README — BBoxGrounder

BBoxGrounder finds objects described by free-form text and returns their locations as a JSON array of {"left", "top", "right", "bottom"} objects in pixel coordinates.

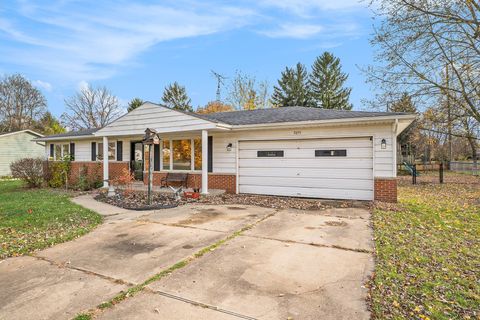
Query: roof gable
[
  {"left": 95, "top": 102, "right": 217, "bottom": 136},
  {"left": 0, "top": 129, "right": 44, "bottom": 139}
]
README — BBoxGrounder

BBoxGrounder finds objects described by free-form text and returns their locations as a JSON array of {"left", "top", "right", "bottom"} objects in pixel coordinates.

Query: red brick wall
[
  {"left": 374, "top": 178, "right": 397, "bottom": 203},
  {"left": 146, "top": 172, "right": 236, "bottom": 194},
  {"left": 66, "top": 161, "right": 129, "bottom": 184}
]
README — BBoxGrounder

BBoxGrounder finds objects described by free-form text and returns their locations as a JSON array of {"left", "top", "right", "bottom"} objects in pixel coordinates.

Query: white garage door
[{"left": 238, "top": 137, "right": 374, "bottom": 200}]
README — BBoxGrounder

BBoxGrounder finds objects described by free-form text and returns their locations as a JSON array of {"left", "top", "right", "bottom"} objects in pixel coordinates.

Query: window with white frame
[
  {"left": 97, "top": 142, "right": 116, "bottom": 160},
  {"left": 51, "top": 143, "right": 70, "bottom": 161},
  {"left": 158, "top": 138, "right": 202, "bottom": 171}
]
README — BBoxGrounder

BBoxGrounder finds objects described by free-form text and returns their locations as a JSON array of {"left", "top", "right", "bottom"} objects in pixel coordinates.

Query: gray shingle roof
[
  {"left": 39, "top": 128, "right": 99, "bottom": 139},
  {"left": 197, "top": 106, "right": 410, "bottom": 125}
]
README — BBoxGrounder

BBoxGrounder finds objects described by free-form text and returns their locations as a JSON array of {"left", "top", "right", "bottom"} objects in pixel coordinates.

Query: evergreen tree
[
  {"left": 309, "top": 52, "right": 352, "bottom": 110},
  {"left": 33, "top": 112, "right": 66, "bottom": 135},
  {"left": 271, "top": 63, "right": 313, "bottom": 107},
  {"left": 161, "top": 82, "right": 192, "bottom": 112},
  {"left": 127, "top": 98, "right": 144, "bottom": 112}
]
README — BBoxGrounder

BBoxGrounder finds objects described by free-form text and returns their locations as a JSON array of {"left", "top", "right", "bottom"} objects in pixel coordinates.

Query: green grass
[
  {"left": 370, "top": 174, "right": 480, "bottom": 319},
  {"left": 0, "top": 180, "right": 102, "bottom": 259}
]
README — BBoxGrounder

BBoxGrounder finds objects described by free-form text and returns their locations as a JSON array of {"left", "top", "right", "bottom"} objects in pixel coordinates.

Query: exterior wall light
[
  {"left": 226, "top": 143, "right": 233, "bottom": 151},
  {"left": 381, "top": 138, "right": 387, "bottom": 149}
]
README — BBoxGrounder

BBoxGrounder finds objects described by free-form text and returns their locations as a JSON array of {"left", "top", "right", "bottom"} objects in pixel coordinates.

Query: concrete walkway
[{"left": 0, "top": 195, "right": 373, "bottom": 320}]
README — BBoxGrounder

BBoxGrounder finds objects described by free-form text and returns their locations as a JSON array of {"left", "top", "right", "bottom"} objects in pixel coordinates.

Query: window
[
  {"left": 162, "top": 140, "right": 170, "bottom": 170},
  {"left": 257, "top": 150, "right": 284, "bottom": 157},
  {"left": 315, "top": 149, "right": 347, "bottom": 157},
  {"left": 52, "top": 144, "right": 70, "bottom": 160},
  {"left": 97, "top": 142, "right": 116, "bottom": 160},
  {"left": 194, "top": 138, "right": 202, "bottom": 170},
  {"left": 172, "top": 139, "right": 191, "bottom": 170}
]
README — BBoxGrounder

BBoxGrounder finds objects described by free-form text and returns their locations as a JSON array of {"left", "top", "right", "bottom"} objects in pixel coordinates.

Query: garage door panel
[
  {"left": 239, "top": 185, "right": 373, "bottom": 201},
  {"left": 238, "top": 138, "right": 374, "bottom": 201},
  {"left": 239, "top": 148, "right": 372, "bottom": 159},
  {"left": 239, "top": 167, "right": 373, "bottom": 179},
  {"left": 240, "top": 176, "right": 373, "bottom": 190},
  {"left": 239, "top": 138, "right": 372, "bottom": 149},
  {"left": 239, "top": 158, "right": 373, "bottom": 169}
]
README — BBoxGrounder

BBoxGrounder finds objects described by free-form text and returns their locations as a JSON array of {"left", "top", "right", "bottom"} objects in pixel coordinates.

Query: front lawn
[
  {"left": 0, "top": 180, "right": 102, "bottom": 259},
  {"left": 370, "top": 173, "right": 480, "bottom": 319}
]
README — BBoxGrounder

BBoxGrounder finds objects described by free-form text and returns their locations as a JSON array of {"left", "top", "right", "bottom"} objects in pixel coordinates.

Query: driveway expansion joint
[
  {"left": 239, "top": 233, "right": 373, "bottom": 254},
  {"left": 144, "top": 287, "right": 258, "bottom": 320},
  {"left": 31, "top": 255, "right": 135, "bottom": 287}
]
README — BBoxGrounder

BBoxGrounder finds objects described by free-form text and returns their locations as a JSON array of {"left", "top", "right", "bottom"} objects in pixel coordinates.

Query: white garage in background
[{"left": 239, "top": 137, "right": 374, "bottom": 200}]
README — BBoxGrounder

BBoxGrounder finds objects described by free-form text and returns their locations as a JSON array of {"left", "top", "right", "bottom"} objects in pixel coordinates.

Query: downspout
[{"left": 393, "top": 119, "right": 399, "bottom": 176}]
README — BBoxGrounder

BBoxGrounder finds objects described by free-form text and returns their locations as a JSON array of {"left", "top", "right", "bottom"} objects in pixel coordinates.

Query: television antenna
[{"left": 211, "top": 70, "right": 228, "bottom": 102}]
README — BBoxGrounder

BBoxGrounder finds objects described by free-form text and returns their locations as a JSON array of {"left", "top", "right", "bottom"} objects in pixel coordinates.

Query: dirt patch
[
  {"left": 226, "top": 206, "right": 246, "bottom": 210},
  {"left": 116, "top": 233, "right": 129, "bottom": 238},
  {"left": 182, "top": 244, "right": 194, "bottom": 249},
  {"left": 325, "top": 221, "right": 348, "bottom": 227},
  {"left": 105, "top": 240, "right": 161, "bottom": 254},
  {"left": 304, "top": 226, "right": 316, "bottom": 230},
  {"left": 200, "top": 194, "right": 370, "bottom": 211},
  {"left": 177, "top": 209, "right": 225, "bottom": 225}
]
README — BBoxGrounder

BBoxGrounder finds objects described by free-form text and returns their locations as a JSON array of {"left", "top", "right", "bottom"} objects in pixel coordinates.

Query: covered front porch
[{"left": 98, "top": 129, "right": 231, "bottom": 194}]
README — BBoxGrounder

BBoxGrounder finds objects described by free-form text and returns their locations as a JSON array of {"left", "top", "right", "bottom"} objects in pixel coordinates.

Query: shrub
[
  {"left": 45, "top": 156, "right": 71, "bottom": 188},
  {"left": 10, "top": 157, "right": 44, "bottom": 187},
  {"left": 112, "top": 168, "right": 135, "bottom": 194},
  {"left": 74, "top": 163, "right": 103, "bottom": 191}
]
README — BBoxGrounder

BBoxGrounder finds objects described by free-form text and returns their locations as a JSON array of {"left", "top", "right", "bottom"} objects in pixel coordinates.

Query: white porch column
[
  {"left": 201, "top": 129, "right": 208, "bottom": 194},
  {"left": 103, "top": 136, "right": 109, "bottom": 188}
]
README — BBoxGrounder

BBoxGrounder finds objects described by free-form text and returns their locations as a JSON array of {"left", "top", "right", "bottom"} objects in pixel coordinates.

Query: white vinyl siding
[
  {"left": 0, "top": 131, "right": 44, "bottom": 176},
  {"left": 44, "top": 139, "right": 131, "bottom": 162},
  {"left": 95, "top": 103, "right": 216, "bottom": 136},
  {"left": 210, "top": 122, "right": 395, "bottom": 178},
  {"left": 238, "top": 137, "right": 374, "bottom": 200}
]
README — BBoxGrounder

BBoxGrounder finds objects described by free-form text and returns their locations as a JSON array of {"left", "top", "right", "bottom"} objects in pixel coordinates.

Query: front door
[{"left": 130, "top": 141, "right": 144, "bottom": 180}]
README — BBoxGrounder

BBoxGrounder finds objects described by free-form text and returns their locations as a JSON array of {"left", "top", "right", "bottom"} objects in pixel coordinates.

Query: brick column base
[
  {"left": 374, "top": 178, "right": 397, "bottom": 203},
  {"left": 149, "top": 172, "right": 236, "bottom": 194}
]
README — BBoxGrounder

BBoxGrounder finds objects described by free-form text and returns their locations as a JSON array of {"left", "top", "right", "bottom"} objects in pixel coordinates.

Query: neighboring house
[
  {"left": 0, "top": 130, "right": 45, "bottom": 176},
  {"left": 35, "top": 103, "right": 415, "bottom": 202}
]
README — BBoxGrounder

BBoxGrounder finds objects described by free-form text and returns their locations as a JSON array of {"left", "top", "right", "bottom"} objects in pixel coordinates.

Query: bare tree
[
  {"left": 227, "top": 71, "right": 270, "bottom": 110},
  {"left": 365, "top": 0, "right": 480, "bottom": 123},
  {"left": 0, "top": 74, "right": 47, "bottom": 133},
  {"left": 62, "top": 84, "right": 124, "bottom": 130}
]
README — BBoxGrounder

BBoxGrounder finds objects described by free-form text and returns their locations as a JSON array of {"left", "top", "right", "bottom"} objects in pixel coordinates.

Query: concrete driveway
[{"left": 0, "top": 195, "right": 373, "bottom": 320}]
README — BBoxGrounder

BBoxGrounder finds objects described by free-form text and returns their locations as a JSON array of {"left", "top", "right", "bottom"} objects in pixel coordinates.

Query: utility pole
[{"left": 211, "top": 70, "right": 228, "bottom": 102}]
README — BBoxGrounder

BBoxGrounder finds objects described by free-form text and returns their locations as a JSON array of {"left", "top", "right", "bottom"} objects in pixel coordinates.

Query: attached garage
[{"left": 238, "top": 137, "right": 374, "bottom": 200}]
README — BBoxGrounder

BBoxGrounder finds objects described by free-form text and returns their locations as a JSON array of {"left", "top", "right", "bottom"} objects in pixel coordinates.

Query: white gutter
[
  {"left": 34, "top": 135, "right": 96, "bottom": 142},
  {"left": 228, "top": 114, "right": 416, "bottom": 131}
]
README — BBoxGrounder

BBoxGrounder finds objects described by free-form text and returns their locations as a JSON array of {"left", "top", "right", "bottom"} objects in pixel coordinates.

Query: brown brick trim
[
  {"left": 147, "top": 172, "right": 236, "bottom": 194},
  {"left": 374, "top": 178, "right": 397, "bottom": 203},
  {"left": 49, "top": 161, "right": 130, "bottom": 185}
]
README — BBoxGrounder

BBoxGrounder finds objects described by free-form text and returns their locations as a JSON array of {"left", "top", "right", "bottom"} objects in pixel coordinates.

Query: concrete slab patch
[
  {"left": 148, "top": 236, "right": 374, "bottom": 320},
  {"left": 96, "top": 291, "right": 239, "bottom": 320},
  {"left": 0, "top": 256, "right": 126, "bottom": 320},
  {"left": 36, "top": 221, "right": 226, "bottom": 284},
  {"left": 244, "top": 210, "right": 373, "bottom": 251},
  {"left": 143, "top": 204, "right": 276, "bottom": 233}
]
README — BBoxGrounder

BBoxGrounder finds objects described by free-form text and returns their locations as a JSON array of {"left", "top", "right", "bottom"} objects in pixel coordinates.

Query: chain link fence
[{"left": 450, "top": 161, "right": 479, "bottom": 176}]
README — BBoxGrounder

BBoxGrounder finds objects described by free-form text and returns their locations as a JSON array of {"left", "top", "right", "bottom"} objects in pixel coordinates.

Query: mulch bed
[
  {"left": 94, "top": 191, "right": 193, "bottom": 210},
  {"left": 198, "top": 193, "right": 369, "bottom": 210}
]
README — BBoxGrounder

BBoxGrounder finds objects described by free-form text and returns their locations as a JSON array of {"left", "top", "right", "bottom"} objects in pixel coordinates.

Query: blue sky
[{"left": 0, "top": 0, "right": 377, "bottom": 116}]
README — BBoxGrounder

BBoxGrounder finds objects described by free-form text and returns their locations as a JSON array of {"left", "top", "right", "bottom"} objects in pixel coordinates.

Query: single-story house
[
  {"left": 0, "top": 129, "right": 45, "bottom": 176},
  {"left": 35, "top": 103, "right": 415, "bottom": 202}
]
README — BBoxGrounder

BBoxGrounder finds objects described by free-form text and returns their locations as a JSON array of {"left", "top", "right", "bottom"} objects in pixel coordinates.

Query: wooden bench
[{"left": 161, "top": 172, "right": 189, "bottom": 188}]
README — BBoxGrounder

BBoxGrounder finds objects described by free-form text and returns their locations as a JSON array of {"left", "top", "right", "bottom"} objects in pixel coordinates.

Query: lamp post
[{"left": 143, "top": 128, "right": 159, "bottom": 205}]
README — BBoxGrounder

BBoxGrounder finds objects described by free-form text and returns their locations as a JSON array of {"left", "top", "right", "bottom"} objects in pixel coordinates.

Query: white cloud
[
  {"left": 0, "top": 1, "right": 256, "bottom": 82},
  {"left": 77, "top": 80, "right": 89, "bottom": 91},
  {"left": 33, "top": 80, "right": 52, "bottom": 91},
  {"left": 260, "top": 23, "right": 324, "bottom": 39},
  {"left": 260, "top": 0, "right": 366, "bottom": 17}
]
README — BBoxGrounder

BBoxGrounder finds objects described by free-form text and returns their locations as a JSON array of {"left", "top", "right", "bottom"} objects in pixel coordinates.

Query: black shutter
[
  {"left": 116, "top": 141, "right": 123, "bottom": 161},
  {"left": 91, "top": 142, "right": 96, "bottom": 161},
  {"left": 70, "top": 143, "right": 75, "bottom": 161},
  {"left": 208, "top": 136, "right": 213, "bottom": 172},
  {"left": 49, "top": 144, "right": 54, "bottom": 158},
  {"left": 154, "top": 144, "right": 160, "bottom": 171}
]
